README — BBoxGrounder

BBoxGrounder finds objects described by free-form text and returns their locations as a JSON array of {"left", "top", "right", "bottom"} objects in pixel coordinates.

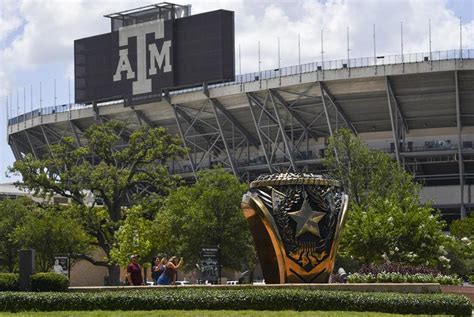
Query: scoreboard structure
[{"left": 74, "top": 3, "right": 234, "bottom": 105}]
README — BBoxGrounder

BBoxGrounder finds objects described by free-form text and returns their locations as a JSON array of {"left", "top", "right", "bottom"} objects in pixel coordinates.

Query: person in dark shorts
[
  {"left": 157, "top": 256, "right": 183, "bottom": 285},
  {"left": 126, "top": 254, "right": 143, "bottom": 286}
]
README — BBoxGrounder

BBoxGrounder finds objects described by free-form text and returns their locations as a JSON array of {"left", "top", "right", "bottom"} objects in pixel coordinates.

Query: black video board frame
[{"left": 74, "top": 10, "right": 234, "bottom": 105}]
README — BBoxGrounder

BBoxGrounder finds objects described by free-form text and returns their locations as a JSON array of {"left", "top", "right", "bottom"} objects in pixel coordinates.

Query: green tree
[
  {"left": 11, "top": 205, "right": 94, "bottom": 272},
  {"left": 155, "top": 168, "right": 256, "bottom": 274},
  {"left": 324, "top": 129, "right": 418, "bottom": 206},
  {"left": 324, "top": 129, "right": 448, "bottom": 267},
  {"left": 9, "top": 120, "right": 185, "bottom": 284},
  {"left": 0, "top": 197, "right": 35, "bottom": 272},
  {"left": 342, "top": 196, "right": 447, "bottom": 266},
  {"left": 109, "top": 205, "right": 155, "bottom": 267},
  {"left": 450, "top": 213, "right": 474, "bottom": 239},
  {"left": 446, "top": 214, "right": 474, "bottom": 277}
]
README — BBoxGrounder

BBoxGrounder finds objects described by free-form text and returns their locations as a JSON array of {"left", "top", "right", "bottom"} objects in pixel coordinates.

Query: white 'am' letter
[
  {"left": 113, "top": 49, "right": 135, "bottom": 81},
  {"left": 148, "top": 40, "right": 172, "bottom": 75}
]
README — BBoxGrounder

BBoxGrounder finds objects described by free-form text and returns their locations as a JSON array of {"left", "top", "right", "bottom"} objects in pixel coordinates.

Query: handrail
[{"left": 7, "top": 48, "right": 473, "bottom": 127}]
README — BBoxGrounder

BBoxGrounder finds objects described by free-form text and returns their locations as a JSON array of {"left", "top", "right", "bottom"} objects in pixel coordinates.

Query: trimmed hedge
[
  {"left": 31, "top": 273, "right": 69, "bottom": 292},
  {"left": 0, "top": 273, "right": 19, "bottom": 291},
  {"left": 348, "top": 272, "right": 462, "bottom": 285},
  {"left": 0, "top": 289, "right": 471, "bottom": 315}
]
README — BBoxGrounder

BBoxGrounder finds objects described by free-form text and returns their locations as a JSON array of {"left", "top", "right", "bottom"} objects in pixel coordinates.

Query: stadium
[{"left": 6, "top": 2, "right": 474, "bottom": 224}]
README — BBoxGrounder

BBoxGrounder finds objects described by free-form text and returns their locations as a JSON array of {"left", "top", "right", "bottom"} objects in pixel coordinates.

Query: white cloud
[{"left": 0, "top": 0, "right": 22, "bottom": 43}]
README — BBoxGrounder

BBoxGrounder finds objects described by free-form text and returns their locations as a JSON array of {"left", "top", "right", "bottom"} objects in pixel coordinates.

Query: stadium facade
[{"left": 6, "top": 3, "right": 474, "bottom": 223}]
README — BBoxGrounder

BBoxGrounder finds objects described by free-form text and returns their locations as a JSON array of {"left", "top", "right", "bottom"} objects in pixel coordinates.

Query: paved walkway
[{"left": 70, "top": 283, "right": 441, "bottom": 294}]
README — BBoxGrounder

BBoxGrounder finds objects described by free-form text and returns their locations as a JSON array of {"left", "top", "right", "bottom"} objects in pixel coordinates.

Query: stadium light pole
[
  {"left": 9, "top": 92, "right": 12, "bottom": 121},
  {"left": 23, "top": 87, "right": 26, "bottom": 127},
  {"left": 39, "top": 81, "right": 42, "bottom": 123},
  {"left": 346, "top": 27, "right": 350, "bottom": 70},
  {"left": 373, "top": 24, "right": 376, "bottom": 65},
  {"left": 298, "top": 33, "right": 301, "bottom": 72},
  {"left": 6, "top": 96, "right": 9, "bottom": 123},
  {"left": 68, "top": 76, "right": 72, "bottom": 119},
  {"left": 400, "top": 22, "right": 404, "bottom": 61},
  {"left": 54, "top": 78, "right": 57, "bottom": 107},
  {"left": 277, "top": 36, "right": 280, "bottom": 70},
  {"left": 428, "top": 19, "right": 432, "bottom": 61},
  {"left": 320, "top": 29, "right": 324, "bottom": 72},
  {"left": 238, "top": 44, "right": 242, "bottom": 81},
  {"left": 68, "top": 76, "right": 71, "bottom": 105},
  {"left": 6, "top": 96, "right": 8, "bottom": 132},
  {"left": 30, "top": 84, "right": 33, "bottom": 124},
  {"left": 258, "top": 40, "right": 261, "bottom": 81},
  {"left": 459, "top": 16, "right": 462, "bottom": 59},
  {"left": 16, "top": 89, "right": 19, "bottom": 118}
]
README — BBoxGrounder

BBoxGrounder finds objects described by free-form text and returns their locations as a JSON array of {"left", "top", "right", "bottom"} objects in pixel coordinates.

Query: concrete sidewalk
[{"left": 69, "top": 283, "right": 441, "bottom": 294}]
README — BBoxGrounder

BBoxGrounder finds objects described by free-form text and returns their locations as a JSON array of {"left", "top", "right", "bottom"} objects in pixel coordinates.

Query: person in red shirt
[{"left": 126, "top": 254, "right": 143, "bottom": 286}]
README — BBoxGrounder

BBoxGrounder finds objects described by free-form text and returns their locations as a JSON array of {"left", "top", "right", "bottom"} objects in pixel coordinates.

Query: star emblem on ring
[{"left": 288, "top": 196, "right": 325, "bottom": 238}]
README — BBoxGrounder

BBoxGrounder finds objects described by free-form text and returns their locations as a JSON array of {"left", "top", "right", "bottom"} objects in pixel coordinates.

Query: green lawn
[{"left": 0, "top": 311, "right": 453, "bottom": 317}]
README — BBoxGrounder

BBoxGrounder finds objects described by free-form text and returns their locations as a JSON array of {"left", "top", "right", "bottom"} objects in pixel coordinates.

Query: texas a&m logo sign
[
  {"left": 113, "top": 19, "right": 173, "bottom": 96},
  {"left": 74, "top": 10, "right": 235, "bottom": 105}
]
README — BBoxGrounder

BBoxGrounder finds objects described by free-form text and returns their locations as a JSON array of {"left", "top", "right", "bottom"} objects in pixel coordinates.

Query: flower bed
[{"left": 347, "top": 272, "right": 462, "bottom": 285}]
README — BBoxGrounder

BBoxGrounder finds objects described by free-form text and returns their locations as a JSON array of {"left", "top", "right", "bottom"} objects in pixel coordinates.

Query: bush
[
  {"left": 0, "top": 273, "right": 19, "bottom": 291},
  {"left": 30, "top": 273, "right": 69, "bottom": 292},
  {"left": 0, "top": 289, "right": 470, "bottom": 315},
  {"left": 469, "top": 275, "right": 474, "bottom": 284},
  {"left": 348, "top": 272, "right": 462, "bottom": 285}
]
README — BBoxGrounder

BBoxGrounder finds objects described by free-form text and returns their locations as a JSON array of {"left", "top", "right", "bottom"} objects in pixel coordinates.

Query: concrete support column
[{"left": 455, "top": 70, "right": 466, "bottom": 219}]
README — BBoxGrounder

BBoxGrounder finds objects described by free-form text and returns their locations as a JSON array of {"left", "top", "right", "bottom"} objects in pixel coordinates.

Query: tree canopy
[
  {"left": 11, "top": 204, "right": 94, "bottom": 272},
  {"left": 9, "top": 120, "right": 185, "bottom": 284},
  {"left": 154, "top": 168, "right": 256, "bottom": 272},
  {"left": 324, "top": 129, "right": 419, "bottom": 207},
  {"left": 109, "top": 205, "right": 155, "bottom": 267},
  {"left": 0, "top": 197, "right": 35, "bottom": 272},
  {"left": 324, "top": 129, "right": 449, "bottom": 268}
]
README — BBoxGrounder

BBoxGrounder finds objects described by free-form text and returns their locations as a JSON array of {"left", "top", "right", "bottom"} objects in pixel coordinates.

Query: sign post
[
  {"left": 200, "top": 245, "right": 220, "bottom": 284},
  {"left": 19, "top": 249, "right": 35, "bottom": 291},
  {"left": 53, "top": 255, "right": 69, "bottom": 278}
]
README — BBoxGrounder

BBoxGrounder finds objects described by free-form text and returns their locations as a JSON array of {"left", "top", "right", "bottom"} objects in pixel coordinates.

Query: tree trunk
[
  {"left": 8, "top": 247, "right": 15, "bottom": 273},
  {"left": 107, "top": 264, "right": 121, "bottom": 286}
]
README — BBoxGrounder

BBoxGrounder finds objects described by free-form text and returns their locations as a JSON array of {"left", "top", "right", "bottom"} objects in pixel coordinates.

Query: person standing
[
  {"left": 151, "top": 256, "right": 158, "bottom": 284},
  {"left": 153, "top": 257, "right": 168, "bottom": 284},
  {"left": 126, "top": 254, "right": 143, "bottom": 286},
  {"left": 157, "top": 256, "right": 183, "bottom": 285}
]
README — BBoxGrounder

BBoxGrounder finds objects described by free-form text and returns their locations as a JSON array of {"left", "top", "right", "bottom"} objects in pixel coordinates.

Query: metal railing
[{"left": 7, "top": 48, "right": 473, "bottom": 128}]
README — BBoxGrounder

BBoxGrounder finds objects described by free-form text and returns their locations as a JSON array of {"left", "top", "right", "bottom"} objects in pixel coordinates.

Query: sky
[{"left": 0, "top": 0, "right": 473, "bottom": 183}]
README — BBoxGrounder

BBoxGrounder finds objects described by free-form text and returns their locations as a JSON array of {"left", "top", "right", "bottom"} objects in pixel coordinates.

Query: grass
[{"left": 0, "top": 311, "right": 454, "bottom": 317}]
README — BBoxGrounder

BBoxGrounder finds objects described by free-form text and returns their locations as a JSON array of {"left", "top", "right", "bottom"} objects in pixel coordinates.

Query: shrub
[
  {"left": 0, "top": 289, "right": 470, "bottom": 315},
  {"left": 348, "top": 272, "right": 462, "bottom": 285},
  {"left": 30, "top": 273, "right": 69, "bottom": 292},
  {"left": 0, "top": 273, "right": 19, "bottom": 291}
]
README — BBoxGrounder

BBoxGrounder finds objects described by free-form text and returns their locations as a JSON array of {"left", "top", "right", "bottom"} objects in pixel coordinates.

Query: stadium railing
[{"left": 7, "top": 48, "right": 473, "bottom": 127}]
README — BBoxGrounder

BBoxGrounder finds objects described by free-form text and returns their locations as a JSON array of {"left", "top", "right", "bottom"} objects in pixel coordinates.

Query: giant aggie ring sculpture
[{"left": 242, "top": 173, "right": 348, "bottom": 283}]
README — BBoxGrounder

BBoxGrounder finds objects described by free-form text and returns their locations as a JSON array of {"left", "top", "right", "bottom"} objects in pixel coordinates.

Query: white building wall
[{"left": 419, "top": 185, "right": 471, "bottom": 205}]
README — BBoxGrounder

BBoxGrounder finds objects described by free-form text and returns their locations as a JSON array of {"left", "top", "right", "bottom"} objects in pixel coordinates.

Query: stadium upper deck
[{"left": 6, "top": 49, "right": 474, "bottom": 220}]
